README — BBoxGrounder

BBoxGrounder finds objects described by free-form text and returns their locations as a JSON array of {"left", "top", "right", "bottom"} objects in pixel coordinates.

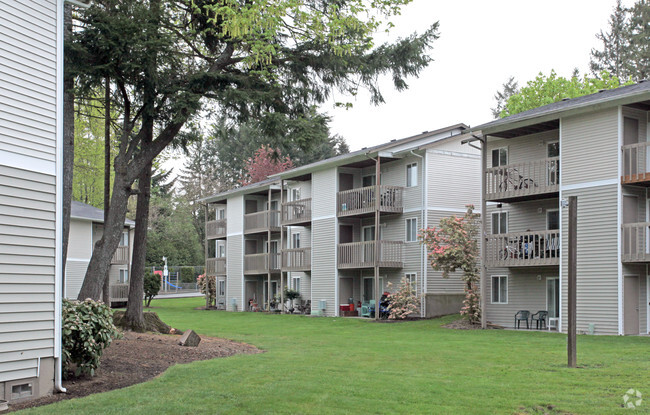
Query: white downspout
[{"left": 410, "top": 150, "right": 425, "bottom": 317}]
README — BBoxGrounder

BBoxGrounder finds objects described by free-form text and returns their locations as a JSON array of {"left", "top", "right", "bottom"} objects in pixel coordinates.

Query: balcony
[
  {"left": 622, "top": 222, "right": 650, "bottom": 262},
  {"left": 337, "top": 185, "right": 403, "bottom": 217},
  {"left": 206, "top": 219, "right": 227, "bottom": 239},
  {"left": 485, "top": 230, "right": 560, "bottom": 267},
  {"left": 244, "top": 253, "right": 281, "bottom": 274},
  {"left": 244, "top": 210, "right": 281, "bottom": 234},
  {"left": 282, "top": 198, "right": 312, "bottom": 226},
  {"left": 109, "top": 283, "right": 129, "bottom": 303},
  {"left": 206, "top": 257, "right": 227, "bottom": 276},
  {"left": 111, "top": 246, "right": 129, "bottom": 265},
  {"left": 337, "top": 241, "right": 403, "bottom": 269},
  {"left": 282, "top": 247, "right": 311, "bottom": 272},
  {"left": 622, "top": 142, "right": 650, "bottom": 186},
  {"left": 485, "top": 158, "right": 559, "bottom": 202}
]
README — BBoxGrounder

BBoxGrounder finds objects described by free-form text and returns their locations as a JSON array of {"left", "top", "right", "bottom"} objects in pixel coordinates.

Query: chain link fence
[{"left": 152, "top": 265, "right": 204, "bottom": 295}]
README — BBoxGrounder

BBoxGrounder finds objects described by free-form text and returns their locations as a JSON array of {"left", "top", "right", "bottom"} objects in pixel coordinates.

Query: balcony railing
[
  {"left": 485, "top": 157, "right": 559, "bottom": 201},
  {"left": 206, "top": 219, "right": 227, "bottom": 239},
  {"left": 206, "top": 257, "right": 227, "bottom": 276},
  {"left": 485, "top": 230, "right": 560, "bottom": 267},
  {"left": 622, "top": 222, "right": 650, "bottom": 262},
  {"left": 109, "top": 283, "right": 129, "bottom": 302},
  {"left": 244, "top": 253, "right": 281, "bottom": 274},
  {"left": 111, "top": 246, "right": 129, "bottom": 265},
  {"left": 282, "top": 198, "right": 312, "bottom": 226},
  {"left": 337, "top": 241, "right": 403, "bottom": 269},
  {"left": 337, "top": 185, "right": 403, "bottom": 217},
  {"left": 622, "top": 142, "right": 650, "bottom": 185},
  {"left": 282, "top": 247, "right": 311, "bottom": 271},
  {"left": 244, "top": 210, "right": 281, "bottom": 234}
]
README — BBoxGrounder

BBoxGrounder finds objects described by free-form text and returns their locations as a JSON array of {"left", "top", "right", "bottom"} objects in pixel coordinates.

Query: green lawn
[{"left": 23, "top": 297, "right": 649, "bottom": 414}]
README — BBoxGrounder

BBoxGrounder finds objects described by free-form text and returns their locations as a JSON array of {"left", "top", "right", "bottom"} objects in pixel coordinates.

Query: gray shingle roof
[{"left": 71, "top": 201, "right": 135, "bottom": 227}]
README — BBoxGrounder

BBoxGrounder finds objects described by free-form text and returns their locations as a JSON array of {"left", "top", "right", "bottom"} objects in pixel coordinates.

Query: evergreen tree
[
  {"left": 490, "top": 77, "right": 519, "bottom": 119},
  {"left": 627, "top": 0, "right": 650, "bottom": 81},
  {"left": 590, "top": 0, "right": 631, "bottom": 80}
]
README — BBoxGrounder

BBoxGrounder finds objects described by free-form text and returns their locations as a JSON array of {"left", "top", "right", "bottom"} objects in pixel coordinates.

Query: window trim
[
  {"left": 546, "top": 208, "right": 559, "bottom": 230},
  {"left": 406, "top": 162, "right": 418, "bottom": 187},
  {"left": 491, "top": 211, "right": 508, "bottom": 234},
  {"left": 404, "top": 272, "right": 417, "bottom": 293},
  {"left": 405, "top": 217, "right": 418, "bottom": 242},
  {"left": 291, "top": 188, "right": 301, "bottom": 201},
  {"left": 491, "top": 275, "right": 508, "bottom": 304},
  {"left": 119, "top": 269, "right": 129, "bottom": 284},
  {"left": 292, "top": 232, "right": 301, "bottom": 249},
  {"left": 218, "top": 279, "right": 226, "bottom": 296},
  {"left": 491, "top": 147, "right": 508, "bottom": 167},
  {"left": 362, "top": 174, "right": 376, "bottom": 187}
]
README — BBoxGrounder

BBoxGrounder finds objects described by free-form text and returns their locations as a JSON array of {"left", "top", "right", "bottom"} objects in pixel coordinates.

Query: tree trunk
[
  {"left": 123, "top": 161, "right": 152, "bottom": 331},
  {"left": 102, "top": 77, "right": 111, "bottom": 305},
  {"left": 61, "top": 3, "right": 74, "bottom": 295}
]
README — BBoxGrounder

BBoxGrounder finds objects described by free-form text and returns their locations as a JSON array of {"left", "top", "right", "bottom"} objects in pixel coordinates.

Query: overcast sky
[{"left": 323, "top": 0, "right": 632, "bottom": 151}]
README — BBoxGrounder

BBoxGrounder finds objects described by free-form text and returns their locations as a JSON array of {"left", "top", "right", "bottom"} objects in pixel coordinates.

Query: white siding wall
[
  {"left": 226, "top": 196, "right": 244, "bottom": 310},
  {"left": 311, "top": 169, "right": 337, "bottom": 315},
  {"left": 486, "top": 130, "right": 559, "bottom": 169}
]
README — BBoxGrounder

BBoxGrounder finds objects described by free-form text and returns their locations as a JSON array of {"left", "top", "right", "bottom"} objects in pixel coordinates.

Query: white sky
[{"left": 323, "top": 0, "right": 632, "bottom": 151}]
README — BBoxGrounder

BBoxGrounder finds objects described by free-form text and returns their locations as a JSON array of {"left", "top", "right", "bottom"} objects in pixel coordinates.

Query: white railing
[
  {"left": 206, "top": 219, "right": 227, "bottom": 239},
  {"left": 622, "top": 222, "right": 650, "bottom": 262},
  {"left": 337, "top": 185, "right": 403, "bottom": 217},
  {"left": 337, "top": 241, "right": 403, "bottom": 268},
  {"left": 485, "top": 230, "right": 560, "bottom": 267},
  {"left": 485, "top": 157, "right": 559, "bottom": 201},
  {"left": 282, "top": 248, "right": 311, "bottom": 271},
  {"left": 622, "top": 142, "right": 650, "bottom": 184},
  {"left": 282, "top": 198, "right": 312, "bottom": 225},
  {"left": 244, "top": 210, "right": 281, "bottom": 233}
]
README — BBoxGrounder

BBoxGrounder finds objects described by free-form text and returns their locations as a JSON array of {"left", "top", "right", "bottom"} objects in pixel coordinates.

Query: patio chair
[
  {"left": 514, "top": 310, "right": 530, "bottom": 329},
  {"left": 531, "top": 310, "right": 548, "bottom": 330},
  {"left": 361, "top": 300, "right": 375, "bottom": 318}
]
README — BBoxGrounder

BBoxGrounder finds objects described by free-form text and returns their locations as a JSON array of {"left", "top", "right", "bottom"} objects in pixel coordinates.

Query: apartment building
[
  {"left": 202, "top": 124, "right": 481, "bottom": 317},
  {"left": 471, "top": 81, "right": 650, "bottom": 335}
]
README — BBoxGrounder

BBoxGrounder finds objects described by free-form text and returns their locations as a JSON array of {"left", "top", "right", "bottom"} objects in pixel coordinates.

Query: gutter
[{"left": 409, "top": 150, "right": 426, "bottom": 317}]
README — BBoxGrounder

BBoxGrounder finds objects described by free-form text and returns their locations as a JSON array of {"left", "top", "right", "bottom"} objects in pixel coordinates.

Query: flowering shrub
[
  {"left": 386, "top": 277, "right": 421, "bottom": 319},
  {"left": 197, "top": 274, "right": 216, "bottom": 307},
  {"left": 419, "top": 205, "right": 481, "bottom": 324},
  {"left": 62, "top": 298, "right": 121, "bottom": 378}
]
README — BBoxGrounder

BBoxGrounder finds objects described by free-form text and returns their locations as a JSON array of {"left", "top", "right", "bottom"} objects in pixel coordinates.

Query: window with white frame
[
  {"left": 292, "top": 276, "right": 301, "bottom": 293},
  {"left": 291, "top": 188, "right": 301, "bottom": 201},
  {"left": 362, "top": 174, "right": 376, "bottom": 187},
  {"left": 491, "top": 147, "right": 508, "bottom": 167},
  {"left": 292, "top": 233, "right": 301, "bottom": 249},
  {"left": 119, "top": 231, "right": 129, "bottom": 246},
  {"left": 491, "top": 276, "right": 507, "bottom": 304},
  {"left": 405, "top": 273, "right": 417, "bottom": 292},
  {"left": 217, "top": 207, "right": 226, "bottom": 220},
  {"left": 491, "top": 211, "right": 508, "bottom": 234},
  {"left": 218, "top": 280, "right": 226, "bottom": 296},
  {"left": 406, "top": 163, "right": 418, "bottom": 187},
  {"left": 119, "top": 269, "right": 129, "bottom": 284},
  {"left": 406, "top": 218, "right": 418, "bottom": 242}
]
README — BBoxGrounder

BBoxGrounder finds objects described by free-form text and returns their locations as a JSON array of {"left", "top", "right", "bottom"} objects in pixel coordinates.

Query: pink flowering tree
[
  {"left": 419, "top": 205, "right": 481, "bottom": 324},
  {"left": 240, "top": 145, "right": 294, "bottom": 186},
  {"left": 386, "top": 277, "right": 420, "bottom": 320}
]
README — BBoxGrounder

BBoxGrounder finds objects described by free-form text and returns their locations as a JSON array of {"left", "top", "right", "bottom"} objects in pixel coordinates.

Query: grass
[{"left": 22, "top": 297, "right": 649, "bottom": 414}]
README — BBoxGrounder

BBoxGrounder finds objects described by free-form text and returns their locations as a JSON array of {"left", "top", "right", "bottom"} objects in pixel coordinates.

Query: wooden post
[
  {"left": 480, "top": 136, "right": 487, "bottom": 329},
  {"left": 267, "top": 187, "right": 272, "bottom": 312},
  {"left": 280, "top": 180, "right": 285, "bottom": 313},
  {"left": 374, "top": 156, "right": 381, "bottom": 321},
  {"left": 204, "top": 203, "right": 210, "bottom": 309},
  {"left": 567, "top": 196, "right": 577, "bottom": 368}
]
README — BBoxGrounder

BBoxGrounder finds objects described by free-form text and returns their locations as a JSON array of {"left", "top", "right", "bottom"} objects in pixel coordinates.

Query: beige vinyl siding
[
  {"left": 484, "top": 268, "right": 554, "bottom": 328},
  {"left": 561, "top": 185, "right": 619, "bottom": 334},
  {"left": 312, "top": 169, "right": 337, "bottom": 218},
  {"left": 427, "top": 148, "right": 480, "bottom": 210},
  {"left": 227, "top": 234, "right": 243, "bottom": 311},
  {"left": 64, "top": 260, "right": 88, "bottom": 300},
  {"left": 561, "top": 108, "right": 618, "bottom": 186},
  {"left": 641, "top": 276, "right": 648, "bottom": 334},
  {"left": 374, "top": 155, "right": 422, "bottom": 211},
  {"left": 425, "top": 210, "right": 467, "bottom": 293},
  {"left": 67, "top": 219, "right": 92, "bottom": 259},
  {"left": 486, "top": 130, "right": 559, "bottom": 169},
  {"left": 227, "top": 196, "right": 243, "bottom": 234},
  {"left": 0, "top": 166, "right": 56, "bottom": 382},
  {"left": 311, "top": 218, "right": 337, "bottom": 316},
  {"left": 287, "top": 180, "right": 311, "bottom": 200},
  {"left": 485, "top": 198, "right": 559, "bottom": 234},
  {"left": 0, "top": 0, "right": 57, "bottom": 163}
]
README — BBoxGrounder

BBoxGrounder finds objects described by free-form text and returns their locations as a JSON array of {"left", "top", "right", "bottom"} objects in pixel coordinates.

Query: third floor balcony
[
  {"left": 485, "top": 157, "right": 559, "bottom": 202},
  {"left": 622, "top": 142, "right": 650, "bottom": 186},
  {"left": 337, "top": 185, "right": 403, "bottom": 218},
  {"left": 337, "top": 240, "right": 403, "bottom": 269},
  {"left": 244, "top": 210, "right": 281, "bottom": 235},
  {"left": 281, "top": 198, "right": 312, "bottom": 226},
  {"left": 206, "top": 257, "right": 227, "bottom": 276},
  {"left": 206, "top": 219, "right": 227, "bottom": 239},
  {"left": 485, "top": 230, "right": 560, "bottom": 267}
]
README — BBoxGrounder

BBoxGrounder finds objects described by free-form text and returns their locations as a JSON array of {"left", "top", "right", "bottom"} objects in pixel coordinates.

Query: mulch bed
[
  {"left": 8, "top": 331, "right": 261, "bottom": 412},
  {"left": 442, "top": 319, "right": 503, "bottom": 330}
]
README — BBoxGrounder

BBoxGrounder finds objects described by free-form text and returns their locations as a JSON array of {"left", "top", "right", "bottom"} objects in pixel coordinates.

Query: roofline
[
  {"left": 471, "top": 85, "right": 650, "bottom": 136},
  {"left": 70, "top": 215, "right": 135, "bottom": 228}
]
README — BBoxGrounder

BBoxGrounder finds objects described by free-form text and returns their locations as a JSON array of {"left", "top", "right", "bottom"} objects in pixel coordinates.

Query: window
[
  {"left": 119, "top": 269, "right": 129, "bottom": 283},
  {"left": 291, "top": 188, "right": 301, "bottom": 201},
  {"left": 406, "top": 163, "right": 418, "bottom": 187},
  {"left": 217, "top": 207, "right": 226, "bottom": 220},
  {"left": 405, "top": 273, "right": 417, "bottom": 292},
  {"left": 491, "top": 148, "right": 508, "bottom": 167},
  {"left": 547, "top": 209, "right": 559, "bottom": 230},
  {"left": 217, "top": 243, "right": 226, "bottom": 258},
  {"left": 119, "top": 231, "right": 129, "bottom": 246},
  {"left": 491, "top": 212, "right": 508, "bottom": 234},
  {"left": 292, "top": 276, "right": 301, "bottom": 293},
  {"left": 406, "top": 218, "right": 418, "bottom": 242},
  {"left": 292, "top": 233, "right": 301, "bottom": 249},
  {"left": 266, "top": 200, "right": 279, "bottom": 211},
  {"left": 491, "top": 276, "right": 507, "bottom": 304},
  {"left": 218, "top": 280, "right": 226, "bottom": 296},
  {"left": 362, "top": 174, "right": 376, "bottom": 187},
  {"left": 11, "top": 383, "right": 33, "bottom": 400},
  {"left": 363, "top": 225, "right": 375, "bottom": 241}
]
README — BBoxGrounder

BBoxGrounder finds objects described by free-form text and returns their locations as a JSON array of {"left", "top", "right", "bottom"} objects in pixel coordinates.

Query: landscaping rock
[{"left": 178, "top": 330, "right": 201, "bottom": 347}]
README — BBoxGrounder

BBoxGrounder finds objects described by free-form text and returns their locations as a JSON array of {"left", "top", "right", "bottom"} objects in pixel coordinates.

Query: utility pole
[{"left": 567, "top": 196, "right": 577, "bottom": 368}]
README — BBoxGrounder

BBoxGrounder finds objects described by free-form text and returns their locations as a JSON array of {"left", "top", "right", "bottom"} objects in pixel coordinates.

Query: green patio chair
[
  {"left": 361, "top": 300, "right": 375, "bottom": 318},
  {"left": 531, "top": 310, "right": 548, "bottom": 330},
  {"left": 514, "top": 310, "right": 530, "bottom": 329}
]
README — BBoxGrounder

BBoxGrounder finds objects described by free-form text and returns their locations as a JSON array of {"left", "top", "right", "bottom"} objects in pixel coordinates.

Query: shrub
[
  {"left": 180, "top": 266, "right": 195, "bottom": 283},
  {"left": 62, "top": 298, "right": 121, "bottom": 378},
  {"left": 144, "top": 268, "right": 161, "bottom": 307},
  {"left": 197, "top": 274, "right": 216, "bottom": 307},
  {"left": 386, "top": 277, "right": 421, "bottom": 320}
]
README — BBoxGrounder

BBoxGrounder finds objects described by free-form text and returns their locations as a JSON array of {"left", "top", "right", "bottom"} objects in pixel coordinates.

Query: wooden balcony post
[
  {"left": 204, "top": 203, "right": 209, "bottom": 308},
  {"left": 374, "top": 156, "right": 380, "bottom": 321},
  {"left": 480, "top": 136, "right": 487, "bottom": 329},
  {"left": 567, "top": 196, "right": 577, "bottom": 368},
  {"left": 280, "top": 179, "right": 285, "bottom": 313}
]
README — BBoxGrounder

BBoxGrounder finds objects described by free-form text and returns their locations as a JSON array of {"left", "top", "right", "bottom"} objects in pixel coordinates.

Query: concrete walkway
[{"left": 156, "top": 291, "right": 203, "bottom": 299}]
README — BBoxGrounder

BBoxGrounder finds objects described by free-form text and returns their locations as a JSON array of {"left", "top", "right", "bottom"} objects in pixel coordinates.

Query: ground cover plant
[{"left": 22, "top": 297, "right": 650, "bottom": 414}]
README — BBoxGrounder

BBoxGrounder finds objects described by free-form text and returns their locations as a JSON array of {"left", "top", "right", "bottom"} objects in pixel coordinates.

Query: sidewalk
[{"left": 156, "top": 291, "right": 204, "bottom": 299}]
